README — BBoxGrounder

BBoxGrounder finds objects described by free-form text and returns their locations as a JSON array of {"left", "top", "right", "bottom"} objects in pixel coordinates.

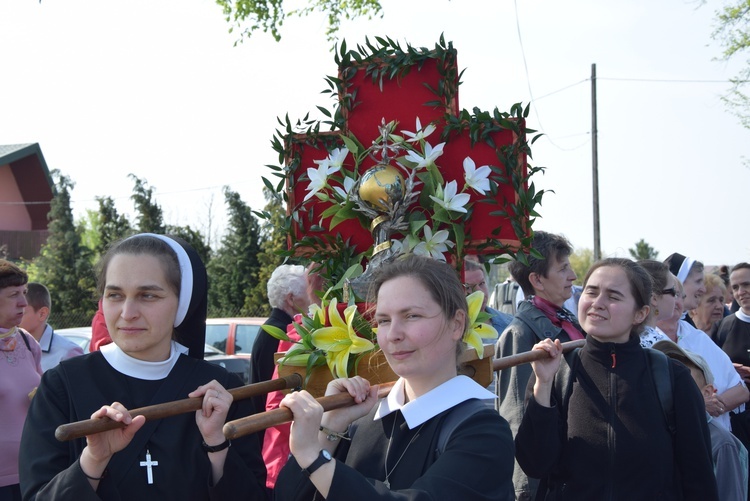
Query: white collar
[
  {"left": 38, "top": 324, "right": 54, "bottom": 352},
  {"left": 101, "top": 341, "right": 189, "bottom": 380},
  {"left": 736, "top": 310, "right": 750, "bottom": 323},
  {"left": 374, "top": 375, "right": 495, "bottom": 429}
]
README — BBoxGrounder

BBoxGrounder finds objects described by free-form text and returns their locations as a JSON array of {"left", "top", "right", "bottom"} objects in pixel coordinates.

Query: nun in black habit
[{"left": 18, "top": 234, "right": 268, "bottom": 501}]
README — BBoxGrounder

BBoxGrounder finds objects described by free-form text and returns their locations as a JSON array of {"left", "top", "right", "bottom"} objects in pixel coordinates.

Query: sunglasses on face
[{"left": 661, "top": 287, "right": 678, "bottom": 297}]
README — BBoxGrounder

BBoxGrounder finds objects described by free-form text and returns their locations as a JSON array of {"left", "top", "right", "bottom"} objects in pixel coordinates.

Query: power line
[
  {"left": 533, "top": 79, "right": 588, "bottom": 101},
  {"left": 599, "top": 77, "right": 746, "bottom": 83},
  {"left": 513, "top": 0, "right": 585, "bottom": 152}
]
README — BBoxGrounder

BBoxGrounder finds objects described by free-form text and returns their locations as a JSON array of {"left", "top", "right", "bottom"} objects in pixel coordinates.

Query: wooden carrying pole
[
  {"left": 54, "top": 373, "right": 303, "bottom": 442},
  {"left": 223, "top": 382, "right": 395, "bottom": 440},
  {"left": 223, "top": 339, "right": 586, "bottom": 439},
  {"left": 492, "top": 339, "right": 585, "bottom": 372}
]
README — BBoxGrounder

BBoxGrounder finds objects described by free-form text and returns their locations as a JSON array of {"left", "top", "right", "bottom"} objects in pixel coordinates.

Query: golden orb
[{"left": 358, "top": 164, "right": 405, "bottom": 212}]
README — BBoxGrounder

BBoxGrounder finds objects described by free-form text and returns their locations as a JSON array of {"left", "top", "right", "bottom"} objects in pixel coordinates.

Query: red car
[{"left": 204, "top": 317, "right": 267, "bottom": 357}]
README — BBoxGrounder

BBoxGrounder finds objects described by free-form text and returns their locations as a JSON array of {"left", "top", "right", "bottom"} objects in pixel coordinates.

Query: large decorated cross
[{"left": 264, "top": 36, "right": 545, "bottom": 299}]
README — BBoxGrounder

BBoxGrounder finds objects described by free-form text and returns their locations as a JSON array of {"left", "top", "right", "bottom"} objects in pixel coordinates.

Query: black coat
[{"left": 515, "top": 336, "right": 717, "bottom": 501}]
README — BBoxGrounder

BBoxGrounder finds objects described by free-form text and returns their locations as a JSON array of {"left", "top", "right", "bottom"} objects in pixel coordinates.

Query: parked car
[
  {"left": 56, "top": 326, "right": 93, "bottom": 353},
  {"left": 57, "top": 326, "right": 252, "bottom": 383},
  {"left": 204, "top": 317, "right": 267, "bottom": 357},
  {"left": 202, "top": 349, "right": 251, "bottom": 384}
]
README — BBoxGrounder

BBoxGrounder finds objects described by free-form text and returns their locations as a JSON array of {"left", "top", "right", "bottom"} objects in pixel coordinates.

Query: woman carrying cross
[
  {"left": 274, "top": 254, "right": 515, "bottom": 501},
  {"left": 19, "top": 234, "right": 268, "bottom": 500}
]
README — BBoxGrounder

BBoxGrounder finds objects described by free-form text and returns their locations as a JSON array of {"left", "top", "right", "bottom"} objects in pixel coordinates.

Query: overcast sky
[{"left": 1, "top": 0, "right": 747, "bottom": 266}]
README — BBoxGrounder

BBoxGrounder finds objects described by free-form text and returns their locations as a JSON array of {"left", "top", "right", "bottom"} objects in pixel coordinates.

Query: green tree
[
  {"left": 244, "top": 188, "right": 288, "bottom": 316},
  {"left": 207, "top": 188, "right": 262, "bottom": 317},
  {"left": 569, "top": 248, "right": 594, "bottom": 286},
  {"left": 78, "top": 209, "right": 101, "bottom": 258},
  {"left": 33, "top": 171, "right": 97, "bottom": 327},
  {"left": 95, "top": 196, "right": 132, "bottom": 257},
  {"left": 216, "top": 0, "right": 383, "bottom": 43},
  {"left": 166, "top": 225, "right": 211, "bottom": 265},
  {"left": 710, "top": 0, "right": 750, "bottom": 129},
  {"left": 129, "top": 174, "right": 166, "bottom": 233},
  {"left": 628, "top": 239, "right": 659, "bottom": 261}
]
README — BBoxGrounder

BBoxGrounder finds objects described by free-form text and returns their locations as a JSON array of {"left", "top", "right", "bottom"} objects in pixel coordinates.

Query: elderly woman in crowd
[
  {"left": 691, "top": 274, "right": 729, "bottom": 342},
  {"left": 0, "top": 260, "right": 42, "bottom": 501}
]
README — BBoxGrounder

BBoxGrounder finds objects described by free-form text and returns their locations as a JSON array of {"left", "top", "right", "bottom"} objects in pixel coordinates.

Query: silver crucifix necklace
[
  {"left": 383, "top": 417, "right": 426, "bottom": 489},
  {"left": 139, "top": 449, "right": 159, "bottom": 484}
]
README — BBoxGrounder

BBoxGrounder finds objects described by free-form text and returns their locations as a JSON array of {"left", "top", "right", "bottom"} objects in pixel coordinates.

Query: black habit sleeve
[
  {"left": 275, "top": 407, "right": 514, "bottom": 501},
  {"left": 19, "top": 356, "right": 268, "bottom": 501}
]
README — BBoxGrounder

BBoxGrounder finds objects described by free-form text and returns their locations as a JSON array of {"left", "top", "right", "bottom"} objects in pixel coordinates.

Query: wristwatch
[
  {"left": 301, "top": 449, "right": 333, "bottom": 477},
  {"left": 201, "top": 439, "right": 231, "bottom": 453}
]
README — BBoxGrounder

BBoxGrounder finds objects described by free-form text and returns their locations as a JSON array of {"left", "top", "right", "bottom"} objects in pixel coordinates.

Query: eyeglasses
[
  {"left": 661, "top": 287, "right": 678, "bottom": 297},
  {"left": 463, "top": 281, "right": 486, "bottom": 294}
]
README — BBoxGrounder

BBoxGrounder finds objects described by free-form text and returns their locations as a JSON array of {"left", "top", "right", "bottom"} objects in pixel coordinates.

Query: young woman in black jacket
[{"left": 515, "top": 258, "right": 718, "bottom": 501}]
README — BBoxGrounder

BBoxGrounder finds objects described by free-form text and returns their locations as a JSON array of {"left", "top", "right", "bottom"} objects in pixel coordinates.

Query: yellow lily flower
[
  {"left": 309, "top": 302, "right": 326, "bottom": 325},
  {"left": 463, "top": 291, "right": 498, "bottom": 356},
  {"left": 311, "top": 298, "right": 375, "bottom": 377}
]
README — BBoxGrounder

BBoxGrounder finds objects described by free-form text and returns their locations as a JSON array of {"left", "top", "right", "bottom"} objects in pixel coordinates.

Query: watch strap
[
  {"left": 201, "top": 439, "right": 231, "bottom": 453},
  {"left": 301, "top": 450, "right": 332, "bottom": 477}
]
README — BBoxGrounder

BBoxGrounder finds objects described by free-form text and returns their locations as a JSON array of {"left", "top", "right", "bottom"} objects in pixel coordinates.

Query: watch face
[{"left": 322, "top": 450, "right": 332, "bottom": 460}]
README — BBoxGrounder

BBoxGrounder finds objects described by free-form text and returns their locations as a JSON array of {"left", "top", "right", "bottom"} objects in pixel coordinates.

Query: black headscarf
[{"left": 131, "top": 233, "right": 208, "bottom": 360}]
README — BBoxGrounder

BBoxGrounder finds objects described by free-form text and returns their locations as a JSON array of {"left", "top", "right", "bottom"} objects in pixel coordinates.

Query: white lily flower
[
  {"left": 463, "top": 157, "right": 492, "bottom": 195},
  {"left": 401, "top": 117, "right": 436, "bottom": 143},
  {"left": 333, "top": 176, "right": 356, "bottom": 200},
  {"left": 304, "top": 163, "right": 339, "bottom": 201},
  {"left": 429, "top": 180, "right": 470, "bottom": 213},
  {"left": 326, "top": 148, "right": 350, "bottom": 169},
  {"left": 404, "top": 141, "right": 445, "bottom": 169},
  {"left": 413, "top": 225, "right": 453, "bottom": 261},
  {"left": 390, "top": 238, "right": 404, "bottom": 255}
]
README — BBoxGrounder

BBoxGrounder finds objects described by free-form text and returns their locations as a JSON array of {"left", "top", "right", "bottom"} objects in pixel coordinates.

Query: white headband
[
  {"left": 676, "top": 256, "right": 695, "bottom": 284},
  {"left": 128, "top": 233, "right": 193, "bottom": 328}
]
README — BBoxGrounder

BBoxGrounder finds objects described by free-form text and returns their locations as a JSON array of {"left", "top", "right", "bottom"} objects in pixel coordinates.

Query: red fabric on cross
[{"left": 288, "top": 52, "right": 527, "bottom": 257}]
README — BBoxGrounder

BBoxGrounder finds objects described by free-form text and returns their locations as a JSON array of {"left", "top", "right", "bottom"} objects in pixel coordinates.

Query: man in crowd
[
  {"left": 20, "top": 282, "right": 83, "bottom": 371},
  {"left": 463, "top": 259, "right": 513, "bottom": 338},
  {"left": 496, "top": 231, "right": 584, "bottom": 501}
]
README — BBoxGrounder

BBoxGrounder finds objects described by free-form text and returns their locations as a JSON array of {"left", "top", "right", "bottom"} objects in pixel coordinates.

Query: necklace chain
[{"left": 383, "top": 415, "right": 425, "bottom": 489}]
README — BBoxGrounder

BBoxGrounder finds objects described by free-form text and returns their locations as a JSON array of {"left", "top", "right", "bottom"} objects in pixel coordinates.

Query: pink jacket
[
  {"left": 261, "top": 316, "right": 302, "bottom": 489},
  {"left": 0, "top": 329, "right": 42, "bottom": 487}
]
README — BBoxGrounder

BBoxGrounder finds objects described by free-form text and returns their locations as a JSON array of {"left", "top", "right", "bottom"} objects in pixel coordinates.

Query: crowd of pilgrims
[{"left": 2, "top": 230, "right": 750, "bottom": 500}]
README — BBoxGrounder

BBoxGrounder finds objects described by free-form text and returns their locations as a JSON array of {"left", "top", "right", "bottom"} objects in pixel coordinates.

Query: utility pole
[{"left": 591, "top": 63, "right": 601, "bottom": 260}]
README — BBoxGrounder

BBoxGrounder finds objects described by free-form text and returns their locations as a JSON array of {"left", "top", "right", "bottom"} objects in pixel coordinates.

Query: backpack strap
[
  {"left": 19, "top": 329, "right": 32, "bottom": 351},
  {"left": 436, "top": 399, "right": 490, "bottom": 456},
  {"left": 555, "top": 347, "right": 582, "bottom": 417},
  {"left": 644, "top": 348, "right": 676, "bottom": 436}
]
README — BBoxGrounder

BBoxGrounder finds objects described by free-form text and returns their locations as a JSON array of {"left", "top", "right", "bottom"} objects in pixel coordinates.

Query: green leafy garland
[{"left": 259, "top": 36, "right": 547, "bottom": 299}]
